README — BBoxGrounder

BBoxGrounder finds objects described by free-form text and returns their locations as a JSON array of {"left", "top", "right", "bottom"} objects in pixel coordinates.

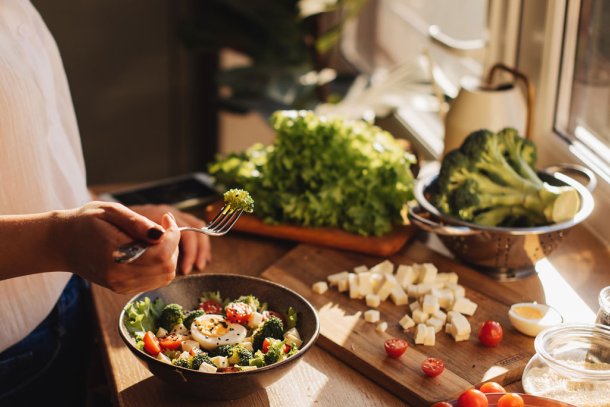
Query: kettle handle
[{"left": 487, "top": 63, "right": 534, "bottom": 139}]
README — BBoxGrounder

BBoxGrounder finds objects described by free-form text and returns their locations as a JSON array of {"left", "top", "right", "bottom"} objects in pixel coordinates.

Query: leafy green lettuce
[
  {"left": 209, "top": 110, "right": 415, "bottom": 236},
  {"left": 123, "top": 297, "right": 165, "bottom": 335}
]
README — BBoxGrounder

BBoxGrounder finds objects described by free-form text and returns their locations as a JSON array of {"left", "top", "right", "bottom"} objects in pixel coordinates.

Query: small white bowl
[{"left": 508, "top": 302, "right": 563, "bottom": 337}]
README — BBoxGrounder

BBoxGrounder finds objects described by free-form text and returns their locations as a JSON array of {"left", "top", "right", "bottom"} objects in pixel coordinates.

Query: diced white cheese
[
  {"left": 364, "top": 309, "right": 380, "bottom": 323},
  {"left": 395, "top": 265, "right": 418, "bottom": 288},
  {"left": 407, "top": 284, "right": 419, "bottom": 298},
  {"left": 349, "top": 273, "right": 363, "bottom": 299},
  {"left": 412, "top": 309, "right": 429, "bottom": 324},
  {"left": 172, "top": 323, "right": 189, "bottom": 336},
  {"left": 210, "top": 356, "right": 228, "bottom": 368},
  {"left": 284, "top": 333, "right": 303, "bottom": 348},
  {"left": 370, "top": 273, "right": 384, "bottom": 292},
  {"left": 426, "top": 317, "right": 444, "bottom": 333},
  {"left": 327, "top": 271, "right": 349, "bottom": 286},
  {"left": 365, "top": 293, "right": 381, "bottom": 308},
  {"left": 156, "top": 352, "right": 172, "bottom": 364},
  {"left": 181, "top": 340, "right": 200, "bottom": 353},
  {"left": 354, "top": 265, "right": 368, "bottom": 274},
  {"left": 376, "top": 274, "right": 398, "bottom": 301},
  {"left": 446, "top": 282, "right": 466, "bottom": 298},
  {"left": 416, "top": 263, "right": 438, "bottom": 284},
  {"left": 337, "top": 279, "right": 349, "bottom": 293},
  {"left": 409, "top": 300, "right": 421, "bottom": 313},
  {"left": 390, "top": 286, "right": 409, "bottom": 306},
  {"left": 248, "top": 311, "right": 264, "bottom": 329},
  {"left": 447, "top": 311, "right": 471, "bottom": 335},
  {"left": 179, "top": 351, "right": 190, "bottom": 360},
  {"left": 240, "top": 341, "right": 253, "bottom": 352},
  {"left": 447, "top": 322, "right": 470, "bottom": 342},
  {"left": 415, "top": 323, "right": 427, "bottom": 344},
  {"left": 445, "top": 323, "right": 453, "bottom": 334},
  {"left": 198, "top": 362, "right": 218, "bottom": 373},
  {"left": 422, "top": 294, "right": 440, "bottom": 314},
  {"left": 156, "top": 327, "right": 168, "bottom": 338},
  {"left": 417, "top": 282, "right": 434, "bottom": 296},
  {"left": 312, "top": 281, "right": 329, "bottom": 294},
  {"left": 369, "top": 260, "right": 394, "bottom": 275},
  {"left": 435, "top": 289, "right": 455, "bottom": 310},
  {"left": 435, "top": 272, "right": 459, "bottom": 285},
  {"left": 432, "top": 309, "right": 447, "bottom": 324},
  {"left": 358, "top": 272, "right": 374, "bottom": 296},
  {"left": 423, "top": 325, "right": 436, "bottom": 346},
  {"left": 451, "top": 297, "right": 478, "bottom": 316},
  {"left": 284, "top": 327, "right": 301, "bottom": 341},
  {"left": 399, "top": 314, "right": 415, "bottom": 330},
  {"left": 376, "top": 321, "right": 388, "bottom": 333}
]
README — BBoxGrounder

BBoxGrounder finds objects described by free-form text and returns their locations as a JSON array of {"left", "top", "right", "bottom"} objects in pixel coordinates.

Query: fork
[{"left": 112, "top": 205, "right": 244, "bottom": 264}]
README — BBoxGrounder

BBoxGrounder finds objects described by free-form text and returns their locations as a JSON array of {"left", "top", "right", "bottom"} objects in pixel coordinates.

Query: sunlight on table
[{"left": 318, "top": 302, "right": 363, "bottom": 346}]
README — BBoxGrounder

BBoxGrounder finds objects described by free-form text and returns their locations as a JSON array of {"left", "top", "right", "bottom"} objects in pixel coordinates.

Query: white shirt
[{"left": 0, "top": 0, "right": 90, "bottom": 351}]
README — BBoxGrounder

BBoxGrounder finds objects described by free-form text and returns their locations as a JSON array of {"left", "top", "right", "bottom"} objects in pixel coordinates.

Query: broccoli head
[
  {"left": 183, "top": 310, "right": 205, "bottom": 330},
  {"left": 191, "top": 352, "right": 214, "bottom": 371},
  {"left": 252, "top": 316, "right": 284, "bottom": 351},
  {"left": 248, "top": 350, "right": 266, "bottom": 368},
  {"left": 209, "top": 344, "right": 233, "bottom": 358},
  {"left": 227, "top": 345, "right": 253, "bottom": 366},
  {"left": 158, "top": 304, "right": 185, "bottom": 331},
  {"left": 223, "top": 188, "right": 254, "bottom": 213},
  {"left": 171, "top": 357, "right": 190, "bottom": 369},
  {"left": 435, "top": 129, "right": 580, "bottom": 226},
  {"left": 263, "top": 339, "right": 286, "bottom": 365},
  {"left": 235, "top": 295, "right": 260, "bottom": 312}
]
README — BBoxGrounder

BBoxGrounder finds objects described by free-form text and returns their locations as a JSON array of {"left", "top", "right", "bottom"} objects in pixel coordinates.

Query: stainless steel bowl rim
[{"left": 414, "top": 171, "right": 594, "bottom": 235}]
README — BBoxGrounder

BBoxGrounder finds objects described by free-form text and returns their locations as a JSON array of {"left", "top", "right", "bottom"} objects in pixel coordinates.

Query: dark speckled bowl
[{"left": 118, "top": 273, "right": 320, "bottom": 400}]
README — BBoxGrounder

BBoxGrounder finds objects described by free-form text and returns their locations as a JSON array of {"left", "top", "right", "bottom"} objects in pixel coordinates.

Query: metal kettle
[{"left": 443, "top": 63, "right": 534, "bottom": 156}]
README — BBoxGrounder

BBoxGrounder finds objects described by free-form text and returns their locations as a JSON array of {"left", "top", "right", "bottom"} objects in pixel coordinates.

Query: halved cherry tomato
[
  {"left": 479, "top": 381, "right": 506, "bottom": 393},
  {"left": 262, "top": 338, "right": 272, "bottom": 354},
  {"left": 159, "top": 333, "right": 183, "bottom": 350},
  {"left": 225, "top": 302, "right": 252, "bottom": 324},
  {"left": 283, "top": 343, "right": 292, "bottom": 353},
  {"left": 431, "top": 402, "right": 452, "bottom": 407},
  {"left": 478, "top": 321, "right": 503, "bottom": 347},
  {"left": 421, "top": 357, "right": 445, "bottom": 377},
  {"left": 497, "top": 393, "right": 524, "bottom": 407},
  {"left": 263, "top": 310, "right": 286, "bottom": 327},
  {"left": 142, "top": 331, "right": 161, "bottom": 356},
  {"left": 457, "top": 389, "right": 488, "bottom": 407},
  {"left": 199, "top": 300, "right": 223, "bottom": 314},
  {"left": 384, "top": 338, "right": 409, "bottom": 358}
]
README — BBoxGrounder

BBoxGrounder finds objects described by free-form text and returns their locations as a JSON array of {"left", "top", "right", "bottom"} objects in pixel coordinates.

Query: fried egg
[{"left": 190, "top": 314, "right": 248, "bottom": 350}]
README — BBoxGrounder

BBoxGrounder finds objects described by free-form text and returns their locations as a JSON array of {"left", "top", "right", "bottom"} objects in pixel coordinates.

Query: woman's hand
[
  {"left": 58, "top": 201, "right": 181, "bottom": 295},
  {"left": 129, "top": 204, "right": 212, "bottom": 275}
]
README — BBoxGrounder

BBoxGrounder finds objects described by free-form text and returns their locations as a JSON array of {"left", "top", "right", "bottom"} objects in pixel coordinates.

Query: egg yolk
[
  {"left": 513, "top": 306, "right": 544, "bottom": 319},
  {"left": 195, "top": 316, "right": 230, "bottom": 337}
]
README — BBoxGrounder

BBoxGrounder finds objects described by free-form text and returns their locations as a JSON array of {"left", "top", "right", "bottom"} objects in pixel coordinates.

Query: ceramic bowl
[{"left": 118, "top": 273, "right": 320, "bottom": 400}]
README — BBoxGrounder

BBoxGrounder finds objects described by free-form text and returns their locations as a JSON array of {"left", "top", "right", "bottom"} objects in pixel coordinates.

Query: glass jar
[
  {"left": 595, "top": 286, "right": 610, "bottom": 327},
  {"left": 522, "top": 323, "right": 610, "bottom": 406}
]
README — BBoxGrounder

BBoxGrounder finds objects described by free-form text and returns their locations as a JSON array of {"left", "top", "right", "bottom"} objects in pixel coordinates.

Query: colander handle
[
  {"left": 407, "top": 203, "right": 480, "bottom": 236},
  {"left": 542, "top": 164, "right": 597, "bottom": 192}
]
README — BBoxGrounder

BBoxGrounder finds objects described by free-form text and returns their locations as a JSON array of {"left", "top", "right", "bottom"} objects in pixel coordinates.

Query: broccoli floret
[
  {"left": 249, "top": 350, "right": 266, "bottom": 368},
  {"left": 285, "top": 342, "right": 299, "bottom": 357},
  {"left": 252, "top": 316, "right": 284, "bottom": 351},
  {"left": 263, "top": 339, "right": 285, "bottom": 365},
  {"left": 171, "top": 357, "right": 190, "bottom": 369},
  {"left": 227, "top": 345, "right": 253, "bottom": 366},
  {"left": 209, "top": 344, "right": 233, "bottom": 358},
  {"left": 435, "top": 129, "right": 580, "bottom": 226},
  {"left": 183, "top": 310, "right": 205, "bottom": 330},
  {"left": 223, "top": 188, "right": 254, "bottom": 213},
  {"left": 191, "top": 352, "right": 214, "bottom": 371},
  {"left": 158, "top": 304, "right": 185, "bottom": 331},
  {"left": 235, "top": 295, "right": 260, "bottom": 312}
]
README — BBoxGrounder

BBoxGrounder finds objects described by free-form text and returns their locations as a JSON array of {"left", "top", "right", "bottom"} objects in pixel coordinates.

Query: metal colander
[{"left": 408, "top": 164, "right": 596, "bottom": 280}]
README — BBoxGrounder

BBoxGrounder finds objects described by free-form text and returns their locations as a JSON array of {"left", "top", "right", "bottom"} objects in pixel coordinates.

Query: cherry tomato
[
  {"left": 262, "top": 338, "right": 272, "bottom": 354},
  {"left": 225, "top": 302, "right": 252, "bottom": 324},
  {"left": 283, "top": 343, "right": 292, "bottom": 353},
  {"left": 478, "top": 320, "right": 503, "bottom": 347},
  {"left": 159, "top": 333, "right": 183, "bottom": 350},
  {"left": 457, "top": 389, "right": 488, "bottom": 407},
  {"left": 142, "top": 331, "right": 161, "bottom": 356},
  {"left": 384, "top": 338, "right": 409, "bottom": 358},
  {"left": 431, "top": 403, "right": 453, "bottom": 407},
  {"left": 263, "top": 310, "right": 287, "bottom": 327},
  {"left": 421, "top": 357, "right": 445, "bottom": 377},
  {"left": 479, "top": 381, "right": 506, "bottom": 393},
  {"left": 199, "top": 300, "right": 223, "bottom": 314},
  {"left": 497, "top": 393, "right": 524, "bottom": 407}
]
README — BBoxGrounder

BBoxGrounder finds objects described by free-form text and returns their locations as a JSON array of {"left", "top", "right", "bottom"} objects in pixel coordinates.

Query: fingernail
[{"left": 146, "top": 227, "right": 164, "bottom": 240}]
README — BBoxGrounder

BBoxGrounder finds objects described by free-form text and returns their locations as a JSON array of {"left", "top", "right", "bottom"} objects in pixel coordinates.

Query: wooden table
[{"left": 92, "top": 226, "right": 610, "bottom": 406}]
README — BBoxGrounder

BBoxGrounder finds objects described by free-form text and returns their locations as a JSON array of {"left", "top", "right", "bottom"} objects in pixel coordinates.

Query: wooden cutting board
[
  {"left": 204, "top": 201, "right": 417, "bottom": 257},
  {"left": 261, "top": 241, "right": 535, "bottom": 406}
]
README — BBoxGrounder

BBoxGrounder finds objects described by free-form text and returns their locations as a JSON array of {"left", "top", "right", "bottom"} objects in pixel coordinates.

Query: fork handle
[{"left": 113, "top": 241, "right": 149, "bottom": 264}]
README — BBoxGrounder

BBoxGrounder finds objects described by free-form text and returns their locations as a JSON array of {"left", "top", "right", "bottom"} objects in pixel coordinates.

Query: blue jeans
[{"left": 0, "top": 275, "right": 93, "bottom": 405}]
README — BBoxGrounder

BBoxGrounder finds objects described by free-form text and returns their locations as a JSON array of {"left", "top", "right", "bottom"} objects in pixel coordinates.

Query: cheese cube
[
  {"left": 358, "top": 272, "right": 374, "bottom": 296},
  {"left": 435, "top": 272, "right": 459, "bottom": 285},
  {"left": 417, "top": 282, "right": 434, "bottom": 296},
  {"left": 412, "top": 309, "right": 429, "bottom": 324},
  {"left": 198, "top": 362, "right": 218, "bottom": 373},
  {"left": 409, "top": 300, "right": 421, "bottom": 313},
  {"left": 422, "top": 294, "right": 440, "bottom": 314},
  {"left": 446, "top": 282, "right": 466, "bottom": 298},
  {"left": 156, "top": 352, "right": 171, "bottom": 364},
  {"left": 364, "top": 309, "right": 380, "bottom": 323},
  {"left": 348, "top": 273, "right": 362, "bottom": 299},
  {"left": 210, "top": 356, "right": 228, "bottom": 368},
  {"left": 399, "top": 314, "right": 415, "bottom": 330},
  {"left": 181, "top": 340, "right": 200, "bottom": 353},
  {"left": 396, "top": 265, "right": 418, "bottom": 288},
  {"left": 415, "top": 323, "right": 427, "bottom": 344},
  {"left": 451, "top": 297, "right": 478, "bottom": 316},
  {"left": 240, "top": 341, "right": 253, "bottom": 352},
  {"left": 327, "top": 271, "right": 349, "bottom": 286},
  {"left": 390, "top": 286, "right": 409, "bottom": 306},
  {"left": 432, "top": 309, "right": 447, "bottom": 324},
  {"left": 248, "top": 312, "right": 264, "bottom": 329},
  {"left": 369, "top": 260, "right": 394, "bottom": 275},
  {"left": 426, "top": 317, "right": 444, "bottom": 333},
  {"left": 370, "top": 273, "right": 384, "bottom": 292},
  {"left": 337, "top": 279, "right": 349, "bottom": 293},
  {"left": 407, "top": 284, "right": 419, "bottom": 298},
  {"left": 447, "top": 311, "right": 471, "bottom": 335},
  {"left": 312, "top": 281, "right": 329, "bottom": 295},
  {"left": 423, "top": 325, "right": 436, "bottom": 346},
  {"left": 156, "top": 327, "right": 168, "bottom": 338},
  {"left": 376, "top": 321, "right": 388, "bottom": 333},
  {"left": 447, "top": 322, "right": 470, "bottom": 342},
  {"left": 445, "top": 323, "right": 453, "bottom": 334},
  {"left": 376, "top": 274, "right": 398, "bottom": 301},
  {"left": 435, "top": 289, "right": 455, "bottom": 310},
  {"left": 284, "top": 334, "right": 303, "bottom": 348},
  {"left": 354, "top": 265, "right": 368, "bottom": 274},
  {"left": 284, "top": 327, "right": 301, "bottom": 341},
  {"left": 416, "top": 263, "right": 438, "bottom": 283},
  {"left": 365, "top": 294, "right": 381, "bottom": 308}
]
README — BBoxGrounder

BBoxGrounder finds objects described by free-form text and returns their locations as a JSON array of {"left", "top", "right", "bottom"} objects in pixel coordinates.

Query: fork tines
[{"left": 205, "top": 206, "right": 243, "bottom": 235}]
